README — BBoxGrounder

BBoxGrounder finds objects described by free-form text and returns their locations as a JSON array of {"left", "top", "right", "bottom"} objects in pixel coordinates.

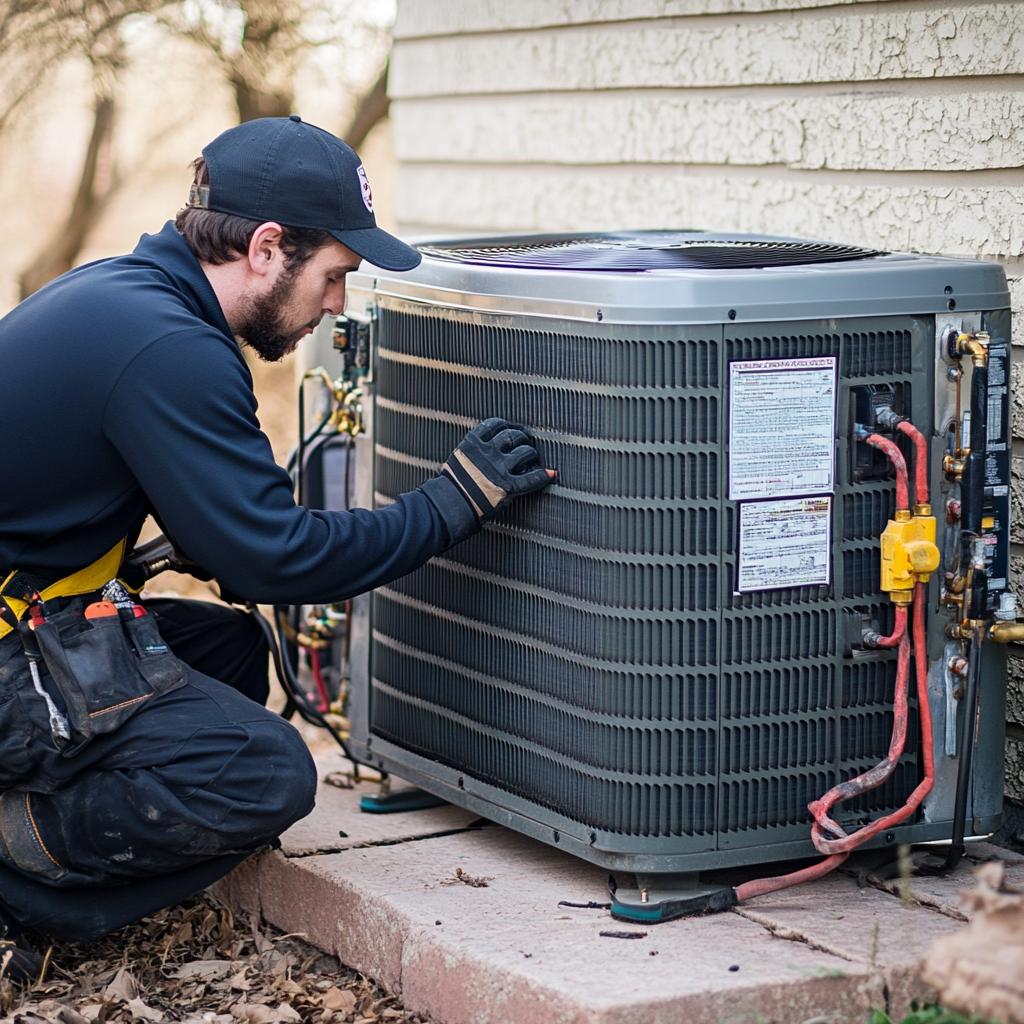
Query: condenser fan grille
[
  {"left": 416, "top": 233, "right": 884, "bottom": 271},
  {"left": 369, "top": 304, "right": 925, "bottom": 840}
]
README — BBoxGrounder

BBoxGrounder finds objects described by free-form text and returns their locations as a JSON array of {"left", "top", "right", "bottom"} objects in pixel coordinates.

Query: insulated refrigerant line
[
  {"left": 865, "top": 433, "right": 910, "bottom": 511},
  {"left": 896, "top": 420, "right": 929, "bottom": 512}
]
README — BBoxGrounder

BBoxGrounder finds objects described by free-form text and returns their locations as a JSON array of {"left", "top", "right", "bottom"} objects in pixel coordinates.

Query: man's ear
[{"left": 247, "top": 222, "right": 285, "bottom": 276}]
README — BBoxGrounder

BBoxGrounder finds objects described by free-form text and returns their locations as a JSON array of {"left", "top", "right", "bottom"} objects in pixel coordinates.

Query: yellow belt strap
[{"left": 0, "top": 539, "right": 126, "bottom": 641}]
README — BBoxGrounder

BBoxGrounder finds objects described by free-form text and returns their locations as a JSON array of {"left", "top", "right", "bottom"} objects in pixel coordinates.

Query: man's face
[{"left": 237, "top": 240, "right": 361, "bottom": 362}]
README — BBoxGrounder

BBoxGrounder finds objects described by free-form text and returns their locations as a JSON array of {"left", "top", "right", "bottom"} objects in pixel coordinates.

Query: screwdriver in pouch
[{"left": 22, "top": 595, "right": 71, "bottom": 742}]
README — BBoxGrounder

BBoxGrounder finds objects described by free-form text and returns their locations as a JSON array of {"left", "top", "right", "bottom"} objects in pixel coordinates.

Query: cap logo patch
[{"left": 356, "top": 164, "right": 373, "bottom": 213}]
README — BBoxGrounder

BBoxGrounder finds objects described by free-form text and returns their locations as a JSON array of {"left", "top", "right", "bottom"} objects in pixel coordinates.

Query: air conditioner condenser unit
[{"left": 325, "top": 232, "right": 1012, "bottom": 921}]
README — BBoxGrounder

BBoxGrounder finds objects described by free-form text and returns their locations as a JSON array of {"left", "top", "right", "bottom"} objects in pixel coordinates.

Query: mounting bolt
[{"left": 640, "top": 888, "right": 649, "bottom": 904}]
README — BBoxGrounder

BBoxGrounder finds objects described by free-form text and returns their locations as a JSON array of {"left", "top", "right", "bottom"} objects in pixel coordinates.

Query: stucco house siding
[{"left": 388, "top": 0, "right": 1024, "bottom": 802}]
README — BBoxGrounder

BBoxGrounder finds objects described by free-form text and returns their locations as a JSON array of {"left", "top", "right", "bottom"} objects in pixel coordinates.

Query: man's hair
[{"left": 174, "top": 157, "right": 335, "bottom": 269}]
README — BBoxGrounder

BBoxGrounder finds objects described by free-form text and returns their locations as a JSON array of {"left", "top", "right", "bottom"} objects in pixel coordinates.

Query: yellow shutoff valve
[{"left": 879, "top": 511, "right": 940, "bottom": 602}]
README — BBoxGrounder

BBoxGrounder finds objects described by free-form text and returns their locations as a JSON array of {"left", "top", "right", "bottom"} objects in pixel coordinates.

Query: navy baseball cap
[{"left": 189, "top": 115, "right": 420, "bottom": 272}]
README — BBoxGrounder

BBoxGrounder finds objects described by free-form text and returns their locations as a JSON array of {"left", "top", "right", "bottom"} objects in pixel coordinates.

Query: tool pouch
[{"left": 24, "top": 602, "right": 187, "bottom": 756}]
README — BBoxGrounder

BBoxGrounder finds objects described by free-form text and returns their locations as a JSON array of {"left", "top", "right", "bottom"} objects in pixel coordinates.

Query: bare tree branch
[
  {"left": 0, "top": 0, "right": 167, "bottom": 140},
  {"left": 342, "top": 60, "right": 388, "bottom": 152},
  {"left": 19, "top": 91, "right": 116, "bottom": 298},
  {"left": 8, "top": 0, "right": 394, "bottom": 299}
]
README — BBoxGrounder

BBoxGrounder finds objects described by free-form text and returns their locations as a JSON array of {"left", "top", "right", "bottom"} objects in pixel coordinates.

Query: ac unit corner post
[{"left": 338, "top": 233, "right": 1012, "bottom": 913}]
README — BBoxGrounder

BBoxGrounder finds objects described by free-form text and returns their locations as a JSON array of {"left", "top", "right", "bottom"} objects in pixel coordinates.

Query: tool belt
[
  {"left": 0, "top": 540, "right": 187, "bottom": 755},
  {"left": 0, "top": 540, "right": 128, "bottom": 641}
]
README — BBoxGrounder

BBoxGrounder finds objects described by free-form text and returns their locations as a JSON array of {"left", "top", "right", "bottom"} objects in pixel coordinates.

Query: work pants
[{"left": 0, "top": 599, "right": 316, "bottom": 943}]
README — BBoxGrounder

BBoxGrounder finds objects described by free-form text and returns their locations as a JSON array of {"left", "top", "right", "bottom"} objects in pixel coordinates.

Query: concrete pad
[
  {"left": 222, "top": 823, "right": 888, "bottom": 1024},
  {"left": 733, "top": 873, "right": 963, "bottom": 1019},
  {"left": 865, "top": 854, "right": 1024, "bottom": 922},
  {"left": 280, "top": 752, "right": 480, "bottom": 857},
  {"left": 965, "top": 842, "right": 1024, "bottom": 865},
  {"left": 213, "top": 767, "right": 1002, "bottom": 1024}
]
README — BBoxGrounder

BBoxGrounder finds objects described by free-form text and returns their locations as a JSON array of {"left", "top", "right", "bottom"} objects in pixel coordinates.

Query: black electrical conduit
[{"left": 945, "top": 347, "right": 989, "bottom": 871}]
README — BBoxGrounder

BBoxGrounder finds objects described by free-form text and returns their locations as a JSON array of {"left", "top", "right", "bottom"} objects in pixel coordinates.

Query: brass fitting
[
  {"left": 943, "top": 453, "right": 966, "bottom": 482},
  {"left": 879, "top": 511, "right": 940, "bottom": 600},
  {"left": 948, "top": 619, "right": 989, "bottom": 640},
  {"left": 989, "top": 621, "right": 1024, "bottom": 643},
  {"left": 954, "top": 330, "right": 990, "bottom": 368}
]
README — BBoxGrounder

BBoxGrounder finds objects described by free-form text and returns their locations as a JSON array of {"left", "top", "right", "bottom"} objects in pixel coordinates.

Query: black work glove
[{"left": 442, "top": 418, "right": 555, "bottom": 521}]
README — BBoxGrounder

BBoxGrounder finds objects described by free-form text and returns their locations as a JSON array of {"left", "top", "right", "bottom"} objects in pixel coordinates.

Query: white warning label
[
  {"left": 728, "top": 356, "right": 837, "bottom": 500},
  {"left": 738, "top": 497, "right": 832, "bottom": 592}
]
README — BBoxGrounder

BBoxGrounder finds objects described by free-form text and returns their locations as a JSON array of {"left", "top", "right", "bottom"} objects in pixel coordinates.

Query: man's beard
[{"left": 236, "top": 268, "right": 319, "bottom": 362}]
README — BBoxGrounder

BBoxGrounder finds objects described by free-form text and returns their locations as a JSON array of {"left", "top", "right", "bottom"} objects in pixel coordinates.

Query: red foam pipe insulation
[
  {"left": 310, "top": 649, "right": 331, "bottom": 713},
  {"left": 732, "top": 612, "right": 910, "bottom": 898},
  {"left": 870, "top": 605, "right": 908, "bottom": 648},
  {"left": 896, "top": 420, "right": 929, "bottom": 507},
  {"left": 866, "top": 433, "right": 910, "bottom": 511},
  {"left": 811, "top": 585, "right": 935, "bottom": 855},
  {"left": 733, "top": 585, "right": 935, "bottom": 900},
  {"left": 809, "top": 628, "right": 912, "bottom": 853},
  {"left": 734, "top": 852, "right": 850, "bottom": 901}
]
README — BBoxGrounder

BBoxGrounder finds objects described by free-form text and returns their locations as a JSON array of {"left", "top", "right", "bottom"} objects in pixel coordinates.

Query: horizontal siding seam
[
  {"left": 397, "top": 161, "right": 1024, "bottom": 188},
  {"left": 393, "top": 0, "right": 1013, "bottom": 40},
  {"left": 389, "top": 76, "right": 1024, "bottom": 101}
]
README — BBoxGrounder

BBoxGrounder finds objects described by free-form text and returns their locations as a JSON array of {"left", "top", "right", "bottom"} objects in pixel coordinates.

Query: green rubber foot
[{"left": 359, "top": 788, "right": 448, "bottom": 814}]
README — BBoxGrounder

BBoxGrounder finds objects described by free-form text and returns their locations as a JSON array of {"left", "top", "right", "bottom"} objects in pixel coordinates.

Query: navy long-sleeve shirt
[{"left": 0, "top": 222, "right": 477, "bottom": 604}]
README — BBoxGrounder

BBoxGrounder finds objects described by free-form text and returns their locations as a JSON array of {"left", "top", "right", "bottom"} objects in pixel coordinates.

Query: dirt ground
[{"left": 1, "top": 890, "right": 426, "bottom": 1023}]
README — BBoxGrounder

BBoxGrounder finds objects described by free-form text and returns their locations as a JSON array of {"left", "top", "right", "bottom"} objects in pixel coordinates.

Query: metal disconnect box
[{"left": 340, "top": 232, "right": 1011, "bottom": 876}]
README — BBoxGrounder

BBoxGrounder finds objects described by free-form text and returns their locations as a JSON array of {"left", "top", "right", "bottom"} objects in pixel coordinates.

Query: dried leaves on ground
[
  {"left": 0, "top": 894, "right": 424, "bottom": 1024},
  {"left": 439, "top": 868, "right": 491, "bottom": 889}
]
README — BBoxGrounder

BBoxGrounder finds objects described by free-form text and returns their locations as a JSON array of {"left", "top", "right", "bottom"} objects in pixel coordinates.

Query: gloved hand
[{"left": 442, "top": 418, "right": 555, "bottom": 521}]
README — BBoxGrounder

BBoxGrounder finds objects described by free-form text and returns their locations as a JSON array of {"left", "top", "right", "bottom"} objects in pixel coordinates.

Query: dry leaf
[
  {"left": 321, "top": 988, "right": 357, "bottom": 1013},
  {"left": 922, "top": 861, "right": 1024, "bottom": 1023},
  {"left": 35, "top": 1000, "right": 90, "bottom": 1024},
  {"left": 230, "top": 970, "right": 251, "bottom": 992},
  {"left": 170, "top": 961, "right": 235, "bottom": 980},
  {"left": 104, "top": 967, "right": 139, "bottom": 1003},
  {"left": 275, "top": 1005, "right": 301, "bottom": 1023},
  {"left": 322, "top": 772, "right": 355, "bottom": 790},
  {"left": 249, "top": 918, "right": 274, "bottom": 956},
  {"left": 127, "top": 997, "right": 164, "bottom": 1022},
  {"left": 440, "top": 867, "right": 493, "bottom": 888},
  {"left": 231, "top": 1004, "right": 275, "bottom": 1024}
]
